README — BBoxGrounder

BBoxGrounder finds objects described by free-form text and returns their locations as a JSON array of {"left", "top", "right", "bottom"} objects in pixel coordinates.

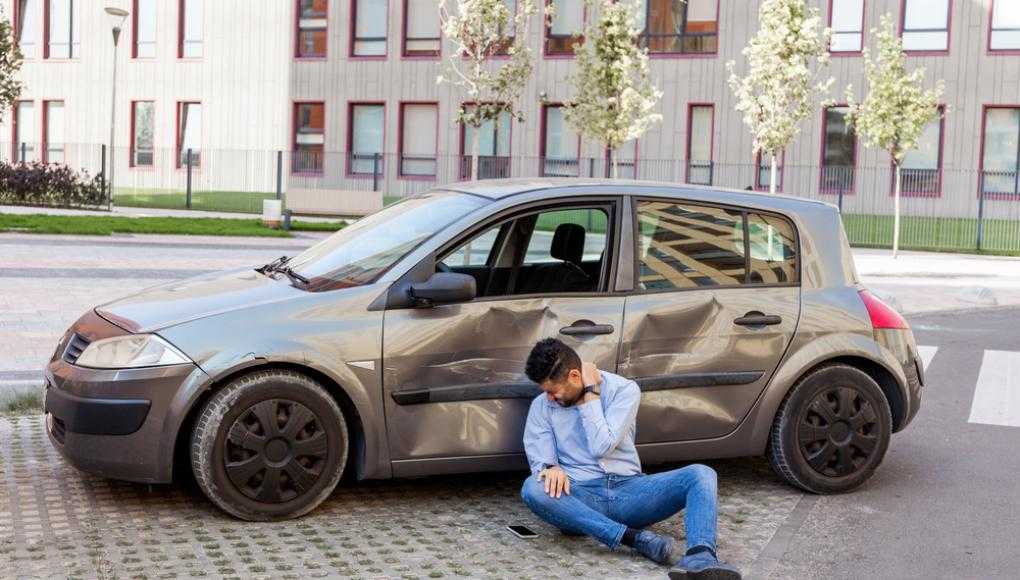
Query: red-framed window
[
  {"left": 896, "top": 106, "right": 944, "bottom": 197},
  {"left": 402, "top": 0, "right": 440, "bottom": 57},
  {"left": 15, "top": 0, "right": 41, "bottom": 59},
  {"left": 130, "top": 101, "right": 155, "bottom": 168},
  {"left": 636, "top": 0, "right": 718, "bottom": 56},
  {"left": 398, "top": 102, "right": 438, "bottom": 178},
  {"left": 293, "top": 101, "right": 325, "bottom": 175},
  {"left": 352, "top": 0, "right": 387, "bottom": 57},
  {"left": 133, "top": 0, "right": 156, "bottom": 58},
  {"left": 686, "top": 103, "right": 714, "bottom": 185},
  {"left": 44, "top": 0, "right": 77, "bottom": 59},
  {"left": 296, "top": 0, "right": 328, "bottom": 58},
  {"left": 979, "top": 106, "right": 1020, "bottom": 198},
  {"left": 42, "top": 100, "right": 64, "bottom": 164},
  {"left": 899, "top": 0, "right": 951, "bottom": 54},
  {"left": 176, "top": 101, "right": 202, "bottom": 169},
  {"left": 820, "top": 105, "right": 857, "bottom": 193},
  {"left": 755, "top": 151, "right": 785, "bottom": 191},
  {"left": 829, "top": 0, "right": 865, "bottom": 54},
  {"left": 540, "top": 104, "right": 580, "bottom": 176},
  {"left": 178, "top": 0, "right": 202, "bottom": 58},
  {"left": 347, "top": 102, "right": 385, "bottom": 176},
  {"left": 459, "top": 103, "right": 512, "bottom": 180},
  {"left": 545, "top": 0, "right": 584, "bottom": 56},
  {"left": 989, "top": 1, "right": 1020, "bottom": 53},
  {"left": 12, "top": 100, "right": 35, "bottom": 162}
]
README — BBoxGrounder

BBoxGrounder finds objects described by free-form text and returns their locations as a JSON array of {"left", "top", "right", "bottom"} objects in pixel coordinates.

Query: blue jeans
[{"left": 520, "top": 464, "right": 718, "bottom": 553}]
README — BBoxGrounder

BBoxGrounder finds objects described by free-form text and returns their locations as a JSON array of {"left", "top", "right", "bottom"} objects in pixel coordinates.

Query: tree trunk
[
  {"left": 471, "top": 123, "right": 481, "bottom": 181},
  {"left": 769, "top": 154, "right": 778, "bottom": 194},
  {"left": 893, "top": 162, "right": 902, "bottom": 259},
  {"left": 611, "top": 146, "right": 618, "bottom": 179}
]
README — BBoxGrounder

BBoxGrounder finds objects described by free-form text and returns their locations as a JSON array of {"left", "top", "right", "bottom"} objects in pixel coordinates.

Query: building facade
[{"left": 2, "top": 0, "right": 1019, "bottom": 218}]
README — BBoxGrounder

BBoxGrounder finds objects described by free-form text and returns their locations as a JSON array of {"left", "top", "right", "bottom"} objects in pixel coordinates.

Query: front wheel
[
  {"left": 767, "top": 363, "right": 892, "bottom": 494},
  {"left": 190, "top": 370, "right": 348, "bottom": 521}
]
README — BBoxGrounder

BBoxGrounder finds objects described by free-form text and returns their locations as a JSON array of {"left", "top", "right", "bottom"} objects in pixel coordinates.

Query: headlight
[{"left": 75, "top": 334, "right": 192, "bottom": 369}]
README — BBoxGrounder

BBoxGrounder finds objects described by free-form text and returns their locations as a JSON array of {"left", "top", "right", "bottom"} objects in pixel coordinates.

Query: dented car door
[
  {"left": 381, "top": 198, "right": 625, "bottom": 470},
  {"left": 621, "top": 199, "right": 801, "bottom": 442}
]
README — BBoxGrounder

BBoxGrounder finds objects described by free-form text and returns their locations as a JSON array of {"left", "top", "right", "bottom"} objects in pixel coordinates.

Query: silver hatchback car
[{"left": 44, "top": 179, "right": 923, "bottom": 520}]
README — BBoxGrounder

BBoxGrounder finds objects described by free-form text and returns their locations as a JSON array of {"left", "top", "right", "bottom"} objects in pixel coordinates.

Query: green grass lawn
[
  {"left": 113, "top": 189, "right": 278, "bottom": 214},
  {"left": 0, "top": 214, "right": 295, "bottom": 237},
  {"left": 842, "top": 214, "right": 1020, "bottom": 255}
]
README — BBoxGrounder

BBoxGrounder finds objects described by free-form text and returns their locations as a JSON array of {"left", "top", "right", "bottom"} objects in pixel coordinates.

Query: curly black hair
[{"left": 525, "top": 338, "right": 581, "bottom": 384}]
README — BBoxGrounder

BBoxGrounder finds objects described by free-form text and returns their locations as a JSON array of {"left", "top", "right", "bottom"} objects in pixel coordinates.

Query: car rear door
[
  {"left": 381, "top": 197, "right": 627, "bottom": 475},
  {"left": 620, "top": 198, "right": 801, "bottom": 442}
]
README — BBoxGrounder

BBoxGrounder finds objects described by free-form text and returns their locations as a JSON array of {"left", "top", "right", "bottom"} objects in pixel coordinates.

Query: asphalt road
[{"left": 761, "top": 306, "right": 1020, "bottom": 579}]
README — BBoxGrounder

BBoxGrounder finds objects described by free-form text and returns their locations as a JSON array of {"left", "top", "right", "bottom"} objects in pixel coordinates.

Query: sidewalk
[
  {"left": 0, "top": 203, "right": 345, "bottom": 222},
  {"left": 854, "top": 248, "right": 1020, "bottom": 314}
]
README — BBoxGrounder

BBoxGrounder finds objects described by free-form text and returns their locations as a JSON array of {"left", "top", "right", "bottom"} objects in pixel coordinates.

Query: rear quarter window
[{"left": 746, "top": 212, "right": 799, "bottom": 284}]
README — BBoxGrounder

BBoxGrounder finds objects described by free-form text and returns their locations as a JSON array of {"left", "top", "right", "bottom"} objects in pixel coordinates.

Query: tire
[
  {"left": 767, "top": 363, "right": 892, "bottom": 494},
  {"left": 190, "top": 370, "right": 348, "bottom": 521}
]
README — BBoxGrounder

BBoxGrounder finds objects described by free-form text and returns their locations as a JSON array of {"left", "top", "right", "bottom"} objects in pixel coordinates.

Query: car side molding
[{"left": 390, "top": 371, "right": 765, "bottom": 405}]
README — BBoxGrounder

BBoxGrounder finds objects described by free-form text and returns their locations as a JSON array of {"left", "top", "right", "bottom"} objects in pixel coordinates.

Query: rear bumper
[{"left": 44, "top": 359, "right": 207, "bottom": 484}]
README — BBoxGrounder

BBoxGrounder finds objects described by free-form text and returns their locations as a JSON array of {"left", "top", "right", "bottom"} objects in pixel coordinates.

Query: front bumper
[
  {"left": 44, "top": 360, "right": 205, "bottom": 484},
  {"left": 44, "top": 309, "right": 211, "bottom": 484}
]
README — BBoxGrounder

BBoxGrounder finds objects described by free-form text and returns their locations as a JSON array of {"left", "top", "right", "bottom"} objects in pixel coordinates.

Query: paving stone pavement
[{"left": 0, "top": 415, "right": 802, "bottom": 579}]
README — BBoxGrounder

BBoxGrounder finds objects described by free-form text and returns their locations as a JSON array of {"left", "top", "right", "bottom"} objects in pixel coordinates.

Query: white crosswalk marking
[
  {"left": 968, "top": 350, "right": 1020, "bottom": 428},
  {"left": 917, "top": 345, "right": 938, "bottom": 371}
]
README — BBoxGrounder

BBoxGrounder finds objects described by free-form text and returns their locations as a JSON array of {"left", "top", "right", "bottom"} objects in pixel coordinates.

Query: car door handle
[
  {"left": 734, "top": 312, "right": 783, "bottom": 327},
  {"left": 559, "top": 320, "right": 615, "bottom": 336}
]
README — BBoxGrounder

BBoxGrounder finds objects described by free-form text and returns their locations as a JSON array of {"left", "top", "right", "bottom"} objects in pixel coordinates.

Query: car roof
[{"left": 443, "top": 177, "right": 836, "bottom": 212}]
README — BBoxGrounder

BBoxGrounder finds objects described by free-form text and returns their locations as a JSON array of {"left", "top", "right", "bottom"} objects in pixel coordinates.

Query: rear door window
[
  {"left": 636, "top": 201, "right": 746, "bottom": 290},
  {"left": 635, "top": 200, "right": 799, "bottom": 291}
]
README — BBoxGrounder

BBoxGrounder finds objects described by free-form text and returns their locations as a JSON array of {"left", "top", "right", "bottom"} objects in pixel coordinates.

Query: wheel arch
[{"left": 171, "top": 361, "right": 371, "bottom": 483}]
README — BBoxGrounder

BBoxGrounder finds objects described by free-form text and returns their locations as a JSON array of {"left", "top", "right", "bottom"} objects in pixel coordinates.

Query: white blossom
[
  {"left": 727, "top": 0, "right": 834, "bottom": 193},
  {"left": 562, "top": 0, "right": 663, "bottom": 178},
  {"left": 438, "top": 0, "right": 542, "bottom": 178},
  {"left": 846, "top": 13, "right": 944, "bottom": 258}
]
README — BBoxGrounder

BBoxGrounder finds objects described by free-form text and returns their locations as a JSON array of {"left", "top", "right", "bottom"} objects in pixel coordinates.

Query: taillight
[{"left": 859, "top": 289, "right": 908, "bottom": 330}]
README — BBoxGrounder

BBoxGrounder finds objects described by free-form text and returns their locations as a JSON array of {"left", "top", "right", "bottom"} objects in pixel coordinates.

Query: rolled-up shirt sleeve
[
  {"left": 577, "top": 378, "right": 640, "bottom": 459},
  {"left": 523, "top": 398, "right": 558, "bottom": 476}
]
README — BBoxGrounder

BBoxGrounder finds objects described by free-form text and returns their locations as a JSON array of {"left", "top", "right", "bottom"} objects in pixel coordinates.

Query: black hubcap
[
  {"left": 224, "top": 399, "right": 329, "bottom": 503},
  {"left": 798, "top": 386, "right": 879, "bottom": 478}
]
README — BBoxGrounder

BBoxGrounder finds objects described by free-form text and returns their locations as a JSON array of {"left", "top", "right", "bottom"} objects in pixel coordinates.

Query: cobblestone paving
[{"left": 0, "top": 415, "right": 803, "bottom": 579}]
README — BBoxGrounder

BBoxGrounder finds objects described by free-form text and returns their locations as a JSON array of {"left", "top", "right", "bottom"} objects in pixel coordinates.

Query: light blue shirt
[{"left": 522, "top": 370, "right": 643, "bottom": 481}]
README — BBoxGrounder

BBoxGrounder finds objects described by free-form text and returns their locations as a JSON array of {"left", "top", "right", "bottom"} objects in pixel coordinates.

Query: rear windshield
[{"left": 289, "top": 191, "right": 487, "bottom": 291}]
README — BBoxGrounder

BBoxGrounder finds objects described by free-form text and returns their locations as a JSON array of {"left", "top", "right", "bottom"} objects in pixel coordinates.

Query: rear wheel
[
  {"left": 190, "top": 370, "right": 348, "bottom": 521},
  {"left": 768, "top": 363, "right": 892, "bottom": 494}
]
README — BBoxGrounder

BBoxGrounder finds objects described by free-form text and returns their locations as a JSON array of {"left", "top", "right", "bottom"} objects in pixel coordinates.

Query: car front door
[
  {"left": 381, "top": 197, "right": 626, "bottom": 476},
  {"left": 620, "top": 198, "right": 801, "bottom": 443}
]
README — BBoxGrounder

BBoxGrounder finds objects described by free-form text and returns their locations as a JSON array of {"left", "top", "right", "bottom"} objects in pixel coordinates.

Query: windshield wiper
[
  {"left": 256, "top": 256, "right": 310, "bottom": 286},
  {"left": 273, "top": 266, "right": 310, "bottom": 286}
]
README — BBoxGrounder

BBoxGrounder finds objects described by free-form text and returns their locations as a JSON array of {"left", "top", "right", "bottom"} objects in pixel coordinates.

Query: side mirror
[{"left": 408, "top": 272, "right": 476, "bottom": 307}]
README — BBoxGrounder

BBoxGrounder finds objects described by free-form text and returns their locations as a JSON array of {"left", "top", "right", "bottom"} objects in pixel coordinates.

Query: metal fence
[{"left": 1, "top": 142, "right": 1018, "bottom": 253}]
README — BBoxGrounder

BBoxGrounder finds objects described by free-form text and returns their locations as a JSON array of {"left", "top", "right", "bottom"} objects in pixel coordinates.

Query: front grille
[{"left": 62, "top": 333, "right": 90, "bottom": 364}]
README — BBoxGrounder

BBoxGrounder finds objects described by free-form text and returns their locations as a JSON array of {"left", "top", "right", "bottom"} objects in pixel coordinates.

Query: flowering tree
[
  {"left": 438, "top": 0, "right": 539, "bottom": 180},
  {"left": 563, "top": 0, "right": 662, "bottom": 178},
  {"left": 847, "top": 14, "right": 943, "bottom": 258},
  {"left": 0, "top": 9, "right": 24, "bottom": 124},
  {"left": 726, "top": 0, "right": 833, "bottom": 193}
]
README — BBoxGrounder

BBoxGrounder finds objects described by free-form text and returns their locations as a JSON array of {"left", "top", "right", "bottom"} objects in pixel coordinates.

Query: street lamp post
[{"left": 105, "top": 7, "right": 129, "bottom": 210}]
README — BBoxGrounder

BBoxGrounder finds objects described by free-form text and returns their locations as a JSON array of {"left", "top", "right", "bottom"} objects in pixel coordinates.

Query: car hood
[{"left": 96, "top": 267, "right": 306, "bottom": 333}]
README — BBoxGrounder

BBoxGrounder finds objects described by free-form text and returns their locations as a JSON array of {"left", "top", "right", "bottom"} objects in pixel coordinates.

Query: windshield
[{"left": 288, "top": 191, "right": 487, "bottom": 291}]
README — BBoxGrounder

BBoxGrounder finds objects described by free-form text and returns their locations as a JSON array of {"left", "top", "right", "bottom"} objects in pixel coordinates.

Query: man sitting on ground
[{"left": 520, "top": 338, "right": 742, "bottom": 580}]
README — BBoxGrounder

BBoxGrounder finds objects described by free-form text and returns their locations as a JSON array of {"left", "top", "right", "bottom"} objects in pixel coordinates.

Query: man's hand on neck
[{"left": 578, "top": 362, "right": 602, "bottom": 405}]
